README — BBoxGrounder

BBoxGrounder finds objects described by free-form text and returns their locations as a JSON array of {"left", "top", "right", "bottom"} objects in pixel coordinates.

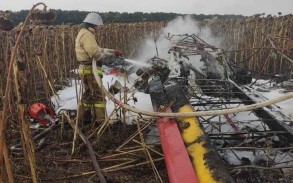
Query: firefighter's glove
[
  {"left": 104, "top": 48, "right": 116, "bottom": 53},
  {"left": 102, "top": 48, "right": 115, "bottom": 58},
  {"left": 115, "top": 50, "right": 123, "bottom": 57}
]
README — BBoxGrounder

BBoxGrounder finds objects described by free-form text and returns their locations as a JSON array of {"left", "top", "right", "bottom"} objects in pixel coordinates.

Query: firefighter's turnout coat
[{"left": 75, "top": 27, "right": 105, "bottom": 122}]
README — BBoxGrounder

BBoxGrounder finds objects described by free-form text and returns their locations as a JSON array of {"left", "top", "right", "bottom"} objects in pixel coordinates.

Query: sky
[{"left": 1, "top": 0, "right": 293, "bottom": 16}]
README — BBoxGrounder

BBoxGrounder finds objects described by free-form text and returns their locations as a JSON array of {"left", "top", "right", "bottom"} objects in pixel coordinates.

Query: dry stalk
[
  {"left": 72, "top": 80, "right": 83, "bottom": 154},
  {"left": 132, "top": 139, "right": 164, "bottom": 157},
  {"left": 122, "top": 74, "right": 127, "bottom": 131},
  {"left": 115, "top": 119, "right": 154, "bottom": 150},
  {"left": 116, "top": 145, "right": 142, "bottom": 151},
  {"left": 41, "top": 171, "right": 96, "bottom": 181},
  {"left": 135, "top": 118, "right": 150, "bottom": 163},
  {"left": 64, "top": 113, "right": 106, "bottom": 183},
  {"left": 115, "top": 149, "right": 144, "bottom": 158},
  {"left": 3, "top": 140, "right": 14, "bottom": 183},
  {"left": 135, "top": 118, "right": 163, "bottom": 183},
  {"left": 41, "top": 156, "right": 163, "bottom": 182},
  {"left": 101, "top": 159, "right": 136, "bottom": 171},
  {"left": 36, "top": 55, "right": 59, "bottom": 101},
  {"left": 102, "top": 158, "right": 164, "bottom": 172},
  {"left": 95, "top": 107, "right": 117, "bottom": 139},
  {"left": 17, "top": 105, "right": 38, "bottom": 183},
  {"left": 99, "top": 148, "right": 143, "bottom": 160},
  {"left": 230, "top": 165, "right": 293, "bottom": 170}
]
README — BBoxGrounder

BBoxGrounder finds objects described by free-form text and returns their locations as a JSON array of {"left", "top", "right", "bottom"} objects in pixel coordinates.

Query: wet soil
[{"left": 9, "top": 122, "right": 168, "bottom": 183}]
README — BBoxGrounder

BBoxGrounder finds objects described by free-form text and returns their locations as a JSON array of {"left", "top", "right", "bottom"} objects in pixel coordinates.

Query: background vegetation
[{"left": 10, "top": 10, "right": 245, "bottom": 25}]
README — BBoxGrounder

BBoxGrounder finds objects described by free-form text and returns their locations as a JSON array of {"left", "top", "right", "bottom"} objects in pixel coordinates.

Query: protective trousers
[{"left": 78, "top": 64, "right": 106, "bottom": 123}]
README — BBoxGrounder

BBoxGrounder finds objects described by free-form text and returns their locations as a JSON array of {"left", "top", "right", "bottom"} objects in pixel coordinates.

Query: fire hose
[{"left": 92, "top": 59, "right": 293, "bottom": 118}]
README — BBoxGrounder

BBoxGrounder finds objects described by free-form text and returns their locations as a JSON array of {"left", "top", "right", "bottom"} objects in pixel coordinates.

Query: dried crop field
[
  {"left": 0, "top": 22, "right": 165, "bottom": 104},
  {"left": 204, "top": 15, "right": 293, "bottom": 77}
]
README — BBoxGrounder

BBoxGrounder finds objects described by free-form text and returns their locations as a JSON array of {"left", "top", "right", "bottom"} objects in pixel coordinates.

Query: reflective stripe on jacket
[
  {"left": 78, "top": 64, "right": 103, "bottom": 75},
  {"left": 75, "top": 27, "right": 103, "bottom": 62},
  {"left": 82, "top": 102, "right": 105, "bottom": 108},
  {"left": 79, "top": 68, "right": 103, "bottom": 75}
]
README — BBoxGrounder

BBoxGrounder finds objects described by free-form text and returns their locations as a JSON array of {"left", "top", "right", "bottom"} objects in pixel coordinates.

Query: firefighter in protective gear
[{"left": 75, "top": 12, "right": 115, "bottom": 123}]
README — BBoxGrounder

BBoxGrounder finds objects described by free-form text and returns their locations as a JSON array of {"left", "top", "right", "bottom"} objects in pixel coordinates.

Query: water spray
[{"left": 124, "top": 59, "right": 151, "bottom": 67}]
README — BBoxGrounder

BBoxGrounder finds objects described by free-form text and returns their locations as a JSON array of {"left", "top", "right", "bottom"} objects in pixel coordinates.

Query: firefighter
[{"left": 75, "top": 12, "right": 115, "bottom": 123}]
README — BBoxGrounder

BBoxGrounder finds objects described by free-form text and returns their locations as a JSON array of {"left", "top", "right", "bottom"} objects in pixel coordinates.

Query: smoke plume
[{"left": 135, "top": 15, "right": 222, "bottom": 63}]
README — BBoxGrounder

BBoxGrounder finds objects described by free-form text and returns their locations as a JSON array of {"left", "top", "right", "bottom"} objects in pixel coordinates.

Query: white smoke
[{"left": 135, "top": 15, "right": 222, "bottom": 64}]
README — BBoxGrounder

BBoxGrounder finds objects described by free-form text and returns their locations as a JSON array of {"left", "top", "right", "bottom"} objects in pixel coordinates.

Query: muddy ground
[
  {"left": 6, "top": 116, "right": 293, "bottom": 183},
  {"left": 9, "top": 121, "right": 168, "bottom": 183}
]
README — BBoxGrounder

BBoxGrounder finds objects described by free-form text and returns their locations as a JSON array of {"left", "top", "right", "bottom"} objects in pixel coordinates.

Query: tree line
[{"left": 9, "top": 9, "right": 245, "bottom": 25}]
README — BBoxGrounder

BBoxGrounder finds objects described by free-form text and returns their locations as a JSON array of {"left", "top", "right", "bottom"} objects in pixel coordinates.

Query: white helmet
[{"left": 83, "top": 12, "right": 103, "bottom": 26}]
